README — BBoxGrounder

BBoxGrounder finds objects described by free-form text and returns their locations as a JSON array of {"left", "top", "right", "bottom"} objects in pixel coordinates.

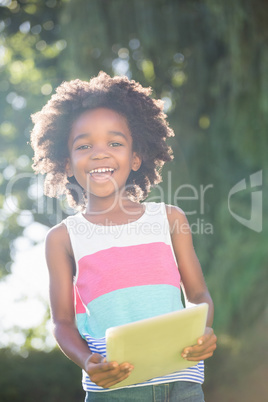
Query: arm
[
  {"left": 45, "top": 224, "right": 133, "bottom": 388},
  {"left": 167, "top": 206, "right": 217, "bottom": 361}
]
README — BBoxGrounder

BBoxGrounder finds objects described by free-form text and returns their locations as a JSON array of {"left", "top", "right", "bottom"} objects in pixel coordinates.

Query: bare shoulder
[
  {"left": 46, "top": 222, "right": 70, "bottom": 246},
  {"left": 46, "top": 222, "right": 69, "bottom": 243},
  {"left": 165, "top": 204, "right": 190, "bottom": 236},
  {"left": 46, "top": 222, "right": 74, "bottom": 263}
]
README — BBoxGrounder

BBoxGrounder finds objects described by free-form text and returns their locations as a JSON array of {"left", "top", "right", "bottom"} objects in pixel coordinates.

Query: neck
[
  {"left": 86, "top": 191, "right": 133, "bottom": 215},
  {"left": 84, "top": 193, "right": 144, "bottom": 226}
]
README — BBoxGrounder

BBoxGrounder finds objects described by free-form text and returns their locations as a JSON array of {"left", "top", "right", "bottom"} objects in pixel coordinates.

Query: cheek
[
  {"left": 71, "top": 152, "right": 86, "bottom": 166},
  {"left": 68, "top": 159, "right": 84, "bottom": 179}
]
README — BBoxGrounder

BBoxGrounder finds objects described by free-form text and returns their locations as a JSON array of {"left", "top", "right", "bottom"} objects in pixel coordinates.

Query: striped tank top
[{"left": 63, "top": 202, "right": 204, "bottom": 392}]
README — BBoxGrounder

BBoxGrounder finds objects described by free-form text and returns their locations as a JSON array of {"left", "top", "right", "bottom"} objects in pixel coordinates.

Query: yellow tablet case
[{"left": 106, "top": 303, "right": 208, "bottom": 388}]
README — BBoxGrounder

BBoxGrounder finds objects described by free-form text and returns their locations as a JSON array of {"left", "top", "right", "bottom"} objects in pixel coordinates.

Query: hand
[
  {"left": 85, "top": 353, "right": 134, "bottom": 389},
  {"left": 181, "top": 327, "right": 217, "bottom": 361}
]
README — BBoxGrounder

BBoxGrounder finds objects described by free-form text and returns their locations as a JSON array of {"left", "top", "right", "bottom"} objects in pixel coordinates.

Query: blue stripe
[{"left": 77, "top": 285, "right": 183, "bottom": 338}]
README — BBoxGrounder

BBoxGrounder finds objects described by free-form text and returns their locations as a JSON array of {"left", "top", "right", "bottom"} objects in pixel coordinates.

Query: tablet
[{"left": 106, "top": 302, "right": 208, "bottom": 388}]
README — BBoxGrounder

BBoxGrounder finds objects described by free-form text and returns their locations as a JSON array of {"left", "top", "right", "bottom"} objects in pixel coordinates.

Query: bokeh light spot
[
  {"left": 129, "top": 38, "right": 140, "bottom": 50},
  {"left": 24, "top": 4, "right": 37, "bottom": 14},
  {"left": 199, "top": 115, "right": 210, "bottom": 129},
  {"left": 112, "top": 58, "right": 129, "bottom": 76},
  {"left": 162, "top": 96, "right": 173, "bottom": 113},
  {"left": 36, "top": 40, "right": 47, "bottom": 51},
  {"left": 16, "top": 154, "right": 30, "bottom": 168},
  {"left": 118, "top": 48, "right": 129, "bottom": 59},
  {"left": 172, "top": 70, "right": 187, "bottom": 87},
  {"left": 0, "top": 0, "right": 11, "bottom": 6},
  {"left": 19, "top": 21, "right": 30, "bottom": 34},
  {"left": 3, "top": 164, "right": 16, "bottom": 179},
  {"left": 31, "top": 24, "right": 42, "bottom": 35},
  {"left": 141, "top": 59, "right": 155, "bottom": 81},
  {"left": 43, "top": 20, "right": 54, "bottom": 30},
  {"left": 0, "top": 121, "right": 16, "bottom": 138},
  {"left": 174, "top": 53, "right": 185, "bottom": 63},
  {"left": 55, "top": 39, "right": 67, "bottom": 51},
  {"left": 12, "top": 95, "right": 27, "bottom": 110},
  {"left": 41, "top": 83, "right": 52, "bottom": 95}
]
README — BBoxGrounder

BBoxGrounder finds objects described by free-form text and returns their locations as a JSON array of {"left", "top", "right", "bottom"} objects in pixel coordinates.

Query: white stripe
[{"left": 64, "top": 202, "right": 171, "bottom": 261}]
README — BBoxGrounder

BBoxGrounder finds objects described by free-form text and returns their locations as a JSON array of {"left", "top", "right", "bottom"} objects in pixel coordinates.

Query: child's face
[{"left": 67, "top": 108, "right": 141, "bottom": 201}]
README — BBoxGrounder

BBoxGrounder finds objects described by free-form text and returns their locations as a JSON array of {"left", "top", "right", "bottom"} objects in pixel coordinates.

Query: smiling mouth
[
  {"left": 89, "top": 168, "right": 115, "bottom": 174},
  {"left": 88, "top": 167, "right": 115, "bottom": 181}
]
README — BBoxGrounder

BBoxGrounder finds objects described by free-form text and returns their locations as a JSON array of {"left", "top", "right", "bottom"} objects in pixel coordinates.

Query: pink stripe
[
  {"left": 76, "top": 243, "right": 180, "bottom": 305},
  {"left": 74, "top": 285, "right": 86, "bottom": 314}
]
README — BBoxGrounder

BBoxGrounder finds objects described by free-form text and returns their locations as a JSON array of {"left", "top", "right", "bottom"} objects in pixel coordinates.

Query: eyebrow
[{"left": 72, "top": 131, "right": 129, "bottom": 146}]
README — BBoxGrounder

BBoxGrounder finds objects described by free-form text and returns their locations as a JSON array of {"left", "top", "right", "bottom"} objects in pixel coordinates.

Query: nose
[{"left": 90, "top": 145, "right": 110, "bottom": 160}]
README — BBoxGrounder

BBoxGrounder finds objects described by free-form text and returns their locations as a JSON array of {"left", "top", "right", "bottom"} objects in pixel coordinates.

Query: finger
[
  {"left": 101, "top": 361, "right": 133, "bottom": 373},
  {"left": 103, "top": 358, "right": 123, "bottom": 371},
  {"left": 184, "top": 351, "right": 215, "bottom": 361},
  {"left": 118, "top": 362, "right": 134, "bottom": 371},
  {"left": 103, "top": 359, "right": 134, "bottom": 371},
  {"left": 90, "top": 367, "right": 120, "bottom": 386},
  {"left": 87, "top": 362, "right": 119, "bottom": 380},
  {"left": 105, "top": 364, "right": 134, "bottom": 382},
  {"left": 182, "top": 342, "right": 216, "bottom": 360},
  {"left": 90, "top": 362, "right": 133, "bottom": 384},
  {"left": 96, "top": 367, "right": 133, "bottom": 387},
  {"left": 183, "top": 339, "right": 216, "bottom": 356},
  {"left": 183, "top": 332, "right": 217, "bottom": 355},
  {"left": 184, "top": 338, "right": 217, "bottom": 354},
  {"left": 99, "top": 369, "right": 133, "bottom": 388}
]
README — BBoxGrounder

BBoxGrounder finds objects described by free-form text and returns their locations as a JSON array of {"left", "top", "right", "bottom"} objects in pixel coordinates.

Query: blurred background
[{"left": 0, "top": 0, "right": 267, "bottom": 401}]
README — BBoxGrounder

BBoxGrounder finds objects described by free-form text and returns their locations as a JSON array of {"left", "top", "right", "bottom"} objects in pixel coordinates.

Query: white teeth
[{"left": 89, "top": 168, "right": 114, "bottom": 174}]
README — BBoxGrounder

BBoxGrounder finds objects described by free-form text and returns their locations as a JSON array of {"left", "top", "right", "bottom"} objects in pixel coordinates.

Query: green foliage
[
  {"left": 208, "top": 211, "right": 268, "bottom": 333},
  {"left": 0, "top": 348, "right": 84, "bottom": 402},
  {"left": 0, "top": 0, "right": 66, "bottom": 275}
]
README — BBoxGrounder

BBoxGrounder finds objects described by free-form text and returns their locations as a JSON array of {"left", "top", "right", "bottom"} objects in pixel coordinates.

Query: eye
[
  {"left": 76, "top": 144, "right": 91, "bottom": 150},
  {"left": 110, "top": 142, "right": 123, "bottom": 147}
]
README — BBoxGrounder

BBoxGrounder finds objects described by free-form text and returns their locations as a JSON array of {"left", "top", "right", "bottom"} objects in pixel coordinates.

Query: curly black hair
[{"left": 31, "top": 71, "right": 174, "bottom": 210}]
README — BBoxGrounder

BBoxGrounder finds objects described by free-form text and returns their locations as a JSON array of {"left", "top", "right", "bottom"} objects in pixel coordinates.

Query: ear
[
  {"left": 65, "top": 158, "right": 73, "bottom": 177},
  {"left": 131, "top": 152, "right": 142, "bottom": 172}
]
